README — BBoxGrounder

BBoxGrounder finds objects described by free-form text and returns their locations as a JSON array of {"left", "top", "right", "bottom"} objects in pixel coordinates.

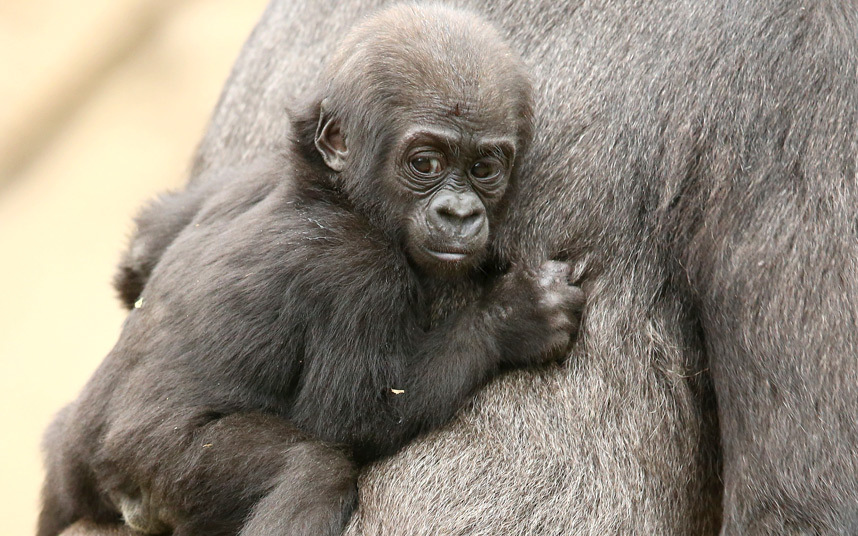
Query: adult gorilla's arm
[{"left": 64, "top": 0, "right": 858, "bottom": 534}]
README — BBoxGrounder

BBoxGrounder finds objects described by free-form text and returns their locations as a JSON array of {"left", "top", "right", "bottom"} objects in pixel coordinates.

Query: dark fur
[
  {"left": 56, "top": 0, "right": 858, "bottom": 534},
  {"left": 114, "top": 169, "right": 235, "bottom": 310},
  {"left": 39, "top": 5, "right": 584, "bottom": 536}
]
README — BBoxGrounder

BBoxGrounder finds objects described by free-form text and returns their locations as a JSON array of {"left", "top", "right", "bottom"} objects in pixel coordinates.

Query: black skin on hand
[{"left": 38, "top": 5, "right": 584, "bottom": 536}]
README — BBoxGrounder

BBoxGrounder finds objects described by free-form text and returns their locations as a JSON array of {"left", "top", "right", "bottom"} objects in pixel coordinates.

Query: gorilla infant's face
[
  {"left": 314, "top": 102, "right": 521, "bottom": 278},
  {"left": 392, "top": 122, "right": 516, "bottom": 276}
]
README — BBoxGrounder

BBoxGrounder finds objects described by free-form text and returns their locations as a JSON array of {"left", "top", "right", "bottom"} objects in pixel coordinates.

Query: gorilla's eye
[
  {"left": 409, "top": 155, "right": 444, "bottom": 177},
  {"left": 470, "top": 160, "right": 501, "bottom": 181}
]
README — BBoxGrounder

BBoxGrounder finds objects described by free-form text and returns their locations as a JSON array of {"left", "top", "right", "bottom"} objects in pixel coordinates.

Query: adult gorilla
[{"left": 62, "top": 0, "right": 858, "bottom": 534}]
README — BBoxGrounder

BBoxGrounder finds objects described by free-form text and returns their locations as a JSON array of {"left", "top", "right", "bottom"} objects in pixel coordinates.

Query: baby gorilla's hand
[
  {"left": 533, "top": 260, "right": 585, "bottom": 357},
  {"left": 489, "top": 260, "right": 585, "bottom": 367}
]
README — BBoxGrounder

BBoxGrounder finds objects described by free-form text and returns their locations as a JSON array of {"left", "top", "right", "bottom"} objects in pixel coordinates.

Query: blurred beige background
[{"left": 0, "top": 0, "right": 269, "bottom": 532}]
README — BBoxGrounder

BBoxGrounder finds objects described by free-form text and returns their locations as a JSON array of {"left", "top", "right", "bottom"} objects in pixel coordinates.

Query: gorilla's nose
[{"left": 428, "top": 191, "right": 486, "bottom": 239}]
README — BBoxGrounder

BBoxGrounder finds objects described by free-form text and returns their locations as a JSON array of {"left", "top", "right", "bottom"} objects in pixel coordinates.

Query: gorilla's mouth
[{"left": 425, "top": 248, "right": 470, "bottom": 263}]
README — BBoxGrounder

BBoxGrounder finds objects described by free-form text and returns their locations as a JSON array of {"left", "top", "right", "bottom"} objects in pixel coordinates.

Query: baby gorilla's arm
[{"left": 289, "top": 260, "right": 584, "bottom": 461}]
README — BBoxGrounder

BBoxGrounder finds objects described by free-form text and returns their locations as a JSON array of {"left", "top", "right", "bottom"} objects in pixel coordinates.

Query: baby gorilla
[{"left": 38, "top": 4, "right": 584, "bottom": 536}]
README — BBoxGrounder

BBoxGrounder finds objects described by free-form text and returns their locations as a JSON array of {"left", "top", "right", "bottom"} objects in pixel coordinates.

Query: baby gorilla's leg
[
  {"left": 239, "top": 442, "right": 358, "bottom": 536},
  {"left": 115, "top": 413, "right": 356, "bottom": 536}
]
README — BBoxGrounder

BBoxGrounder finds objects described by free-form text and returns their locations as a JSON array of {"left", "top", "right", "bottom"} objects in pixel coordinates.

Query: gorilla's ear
[{"left": 314, "top": 98, "right": 349, "bottom": 172}]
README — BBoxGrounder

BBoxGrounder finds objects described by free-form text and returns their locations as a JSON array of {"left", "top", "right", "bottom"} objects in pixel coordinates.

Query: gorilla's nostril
[
  {"left": 437, "top": 206, "right": 472, "bottom": 220},
  {"left": 462, "top": 213, "right": 481, "bottom": 227},
  {"left": 460, "top": 213, "right": 485, "bottom": 235}
]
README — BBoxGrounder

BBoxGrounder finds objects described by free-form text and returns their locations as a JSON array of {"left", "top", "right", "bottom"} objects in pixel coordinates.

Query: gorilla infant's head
[{"left": 294, "top": 3, "right": 532, "bottom": 276}]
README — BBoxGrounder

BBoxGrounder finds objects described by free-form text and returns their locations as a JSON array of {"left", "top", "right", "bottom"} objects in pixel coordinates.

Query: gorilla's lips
[
  {"left": 421, "top": 238, "right": 488, "bottom": 265},
  {"left": 425, "top": 248, "right": 470, "bottom": 263},
  {"left": 419, "top": 229, "right": 489, "bottom": 268},
  {"left": 420, "top": 226, "right": 489, "bottom": 266}
]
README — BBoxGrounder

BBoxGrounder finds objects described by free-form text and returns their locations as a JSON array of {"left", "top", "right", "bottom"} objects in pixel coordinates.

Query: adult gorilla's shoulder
[{"left": 67, "top": 0, "right": 858, "bottom": 534}]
